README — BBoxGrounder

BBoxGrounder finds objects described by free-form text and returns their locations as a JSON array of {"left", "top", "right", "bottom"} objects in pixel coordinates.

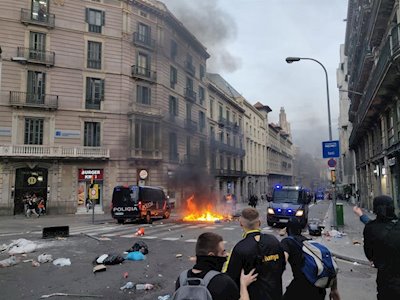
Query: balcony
[
  {"left": 184, "top": 88, "right": 197, "bottom": 103},
  {"left": 350, "top": 24, "right": 400, "bottom": 146},
  {"left": 17, "top": 47, "right": 55, "bottom": 66},
  {"left": 131, "top": 65, "right": 156, "bottom": 83},
  {"left": 10, "top": 91, "right": 58, "bottom": 110},
  {"left": 0, "top": 145, "right": 110, "bottom": 159},
  {"left": 133, "top": 32, "right": 155, "bottom": 50},
  {"left": 213, "top": 168, "right": 244, "bottom": 177},
  {"left": 184, "top": 61, "right": 196, "bottom": 76},
  {"left": 184, "top": 119, "right": 197, "bottom": 132},
  {"left": 210, "top": 139, "right": 245, "bottom": 156},
  {"left": 20, "top": 8, "right": 55, "bottom": 28},
  {"left": 130, "top": 102, "right": 162, "bottom": 118},
  {"left": 130, "top": 148, "right": 162, "bottom": 161}
]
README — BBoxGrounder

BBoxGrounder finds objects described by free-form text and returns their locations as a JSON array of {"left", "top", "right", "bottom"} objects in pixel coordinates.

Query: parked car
[
  {"left": 111, "top": 185, "right": 171, "bottom": 224},
  {"left": 266, "top": 185, "right": 311, "bottom": 228}
]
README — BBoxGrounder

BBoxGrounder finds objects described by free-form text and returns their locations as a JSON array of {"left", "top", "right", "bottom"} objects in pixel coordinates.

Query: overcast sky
[{"left": 163, "top": 0, "right": 348, "bottom": 156}]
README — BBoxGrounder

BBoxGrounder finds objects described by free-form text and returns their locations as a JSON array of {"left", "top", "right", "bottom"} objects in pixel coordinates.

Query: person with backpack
[
  {"left": 225, "top": 207, "right": 286, "bottom": 300},
  {"left": 280, "top": 217, "right": 340, "bottom": 300},
  {"left": 173, "top": 232, "right": 257, "bottom": 300},
  {"left": 363, "top": 195, "right": 400, "bottom": 299}
]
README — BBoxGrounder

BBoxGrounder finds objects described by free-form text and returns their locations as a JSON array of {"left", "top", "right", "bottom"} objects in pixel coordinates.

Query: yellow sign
[
  {"left": 27, "top": 176, "right": 37, "bottom": 185},
  {"left": 330, "top": 170, "right": 336, "bottom": 183},
  {"left": 89, "top": 184, "right": 99, "bottom": 200}
]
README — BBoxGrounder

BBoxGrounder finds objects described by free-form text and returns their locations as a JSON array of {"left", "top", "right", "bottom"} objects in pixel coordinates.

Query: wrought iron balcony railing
[
  {"left": 184, "top": 61, "right": 196, "bottom": 76},
  {"left": 10, "top": 91, "right": 58, "bottom": 109},
  {"left": 20, "top": 8, "right": 55, "bottom": 28},
  {"left": 184, "top": 119, "right": 197, "bottom": 132},
  {"left": 184, "top": 88, "right": 197, "bottom": 102},
  {"left": 131, "top": 65, "right": 156, "bottom": 82},
  {"left": 133, "top": 32, "right": 155, "bottom": 50},
  {"left": 17, "top": 47, "right": 55, "bottom": 66}
]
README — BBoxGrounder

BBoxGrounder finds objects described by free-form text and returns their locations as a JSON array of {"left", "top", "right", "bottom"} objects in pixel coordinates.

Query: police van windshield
[{"left": 273, "top": 190, "right": 299, "bottom": 203}]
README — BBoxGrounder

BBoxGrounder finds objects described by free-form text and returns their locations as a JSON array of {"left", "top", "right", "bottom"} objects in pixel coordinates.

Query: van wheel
[
  {"left": 145, "top": 212, "right": 152, "bottom": 224},
  {"left": 117, "top": 219, "right": 124, "bottom": 224}
]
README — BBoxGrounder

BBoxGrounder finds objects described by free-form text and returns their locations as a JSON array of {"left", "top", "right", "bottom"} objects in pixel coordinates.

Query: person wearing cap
[
  {"left": 280, "top": 217, "right": 340, "bottom": 300},
  {"left": 363, "top": 195, "right": 400, "bottom": 299}
]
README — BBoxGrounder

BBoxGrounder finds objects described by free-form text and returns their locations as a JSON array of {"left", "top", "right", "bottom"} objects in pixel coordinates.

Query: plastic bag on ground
[
  {"left": 120, "top": 282, "right": 134, "bottom": 290},
  {"left": 38, "top": 253, "right": 53, "bottom": 263},
  {"left": 136, "top": 283, "right": 154, "bottom": 290},
  {"left": 125, "top": 251, "right": 145, "bottom": 261},
  {"left": 8, "top": 239, "right": 37, "bottom": 255},
  {"left": 53, "top": 258, "right": 71, "bottom": 266},
  {"left": 126, "top": 241, "right": 149, "bottom": 255},
  {"left": 96, "top": 254, "right": 108, "bottom": 264},
  {"left": 0, "top": 256, "right": 19, "bottom": 268}
]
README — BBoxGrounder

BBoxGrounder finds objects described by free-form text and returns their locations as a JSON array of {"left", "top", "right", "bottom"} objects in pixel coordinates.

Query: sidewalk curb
[{"left": 331, "top": 251, "right": 371, "bottom": 266}]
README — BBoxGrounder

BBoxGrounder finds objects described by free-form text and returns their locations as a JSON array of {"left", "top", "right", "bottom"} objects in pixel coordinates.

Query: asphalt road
[{"left": 0, "top": 201, "right": 377, "bottom": 300}]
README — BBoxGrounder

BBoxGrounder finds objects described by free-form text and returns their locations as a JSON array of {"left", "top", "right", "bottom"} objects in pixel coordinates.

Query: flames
[{"left": 183, "top": 195, "right": 227, "bottom": 222}]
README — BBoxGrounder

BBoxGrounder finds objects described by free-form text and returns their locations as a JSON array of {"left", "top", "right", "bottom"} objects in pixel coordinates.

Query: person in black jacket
[
  {"left": 175, "top": 232, "right": 257, "bottom": 300},
  {"left": 281, "top": 217, "right": 340, "bottom": 300},
  {"left": 225, "top": 207, "right": 286, "bottom": 300},
  {"left": 363, "top": 195, "right": 400, "bottom": 299}
]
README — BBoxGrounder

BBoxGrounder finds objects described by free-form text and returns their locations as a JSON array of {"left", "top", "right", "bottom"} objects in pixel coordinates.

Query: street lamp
[{"left": 285, "top": 56, "right": 337, "bottom": 228}]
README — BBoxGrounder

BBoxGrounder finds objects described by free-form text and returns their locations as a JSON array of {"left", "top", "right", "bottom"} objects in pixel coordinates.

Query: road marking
[
  {"left": 0, "top": 232, "right": 25, "bottom": 237},
  {"left": 185, "top": 239, "right": 197, "bottom": 243},
  {"left": 222, "top": 227, "right": 235, "bottom": 230},
  {"left": 140, "top": 236, "right": 158, "bottom": 239},
  {"left": 162, "top": 237, "right": 180, "bottom": 241},
  {"left": 204, "top": 226, "right": 216, "bottom": 229}
]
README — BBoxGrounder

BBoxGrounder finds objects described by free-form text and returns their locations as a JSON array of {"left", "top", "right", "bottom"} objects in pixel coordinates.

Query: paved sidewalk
[{"left": 317, "top": 201, "right": 374, "bottom": 265}]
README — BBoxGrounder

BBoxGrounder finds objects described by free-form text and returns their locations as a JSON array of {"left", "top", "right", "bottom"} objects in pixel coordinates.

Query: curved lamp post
[{"left": 285, "top": 56, "right": 337, "bottom": 228}]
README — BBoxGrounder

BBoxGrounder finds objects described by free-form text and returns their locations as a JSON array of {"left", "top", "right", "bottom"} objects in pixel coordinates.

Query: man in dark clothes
[
  {"left": 225, "top": 207, "right": 286, "bottom": 300},
  {"left": 280, "top": 217, "right": 340, "bottom": 300},
  {"left": 175, "top": 232, "right": 256, "bottom": 300},
  {"left": 363, "top": 195, "right": 400, "bottom": 299}
]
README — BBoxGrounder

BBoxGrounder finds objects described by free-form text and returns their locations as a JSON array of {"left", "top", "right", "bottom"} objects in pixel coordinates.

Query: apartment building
[
  {"left": 344, "top": 0, "right": 400, "bottom": 212},
  {"left": 266, "top": 107, "right": 293, "bottom": 189},
  {"left": 0, "top": 0, "right": 209, "bottom": 215},
  {"left": 206, "top": 73, "right": 246, "bottom": 202}
]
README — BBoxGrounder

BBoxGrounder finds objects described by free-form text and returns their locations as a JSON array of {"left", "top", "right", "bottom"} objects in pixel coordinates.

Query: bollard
[{"left": 336, "top": 203, "right": 344, "bottom": 226}]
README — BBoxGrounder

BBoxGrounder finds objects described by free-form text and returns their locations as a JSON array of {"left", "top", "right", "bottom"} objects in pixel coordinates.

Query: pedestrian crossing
[{"left": 30, "top": 221, "right": 242, "bottom": 243}]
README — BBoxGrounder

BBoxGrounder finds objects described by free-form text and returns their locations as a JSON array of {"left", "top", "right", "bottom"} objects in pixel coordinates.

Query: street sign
[
  {"left": 327, "top": 158, "right": 337, "bottom": 168},
  {"left": 322, "top": 140, "right": 340, "bottom": 158}
]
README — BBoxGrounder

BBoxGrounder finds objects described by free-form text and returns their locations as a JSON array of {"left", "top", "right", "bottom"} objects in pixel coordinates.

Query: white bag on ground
[
  {"left": 8, "top": 239, "right": 37, "bottom": 255},
  {"left": 38, "top": 253, "right": 53, "bottom": 263},
  {"left": 53, "top": 258, "right": 71, "bottom": 266},
  {"left": 0, "top": 256, "right": 18, "bottom": 268}
]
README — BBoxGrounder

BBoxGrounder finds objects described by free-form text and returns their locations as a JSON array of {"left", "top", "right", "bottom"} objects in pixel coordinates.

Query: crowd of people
[{"left": 22, "top": 193, "right": 46, "bottom": 217}]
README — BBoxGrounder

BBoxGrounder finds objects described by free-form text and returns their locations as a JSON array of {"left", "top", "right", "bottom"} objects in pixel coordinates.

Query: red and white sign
[{"left": 78, "top": 169, "right": 103, "bottom": 181}]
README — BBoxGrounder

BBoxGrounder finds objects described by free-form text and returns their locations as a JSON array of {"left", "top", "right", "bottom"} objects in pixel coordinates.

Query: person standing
[
  {"left": 27, "top": 196, "right": 39, "bottom": 218},
  {"left": 174, "top": 232, "right": 257, "bottom": 300},
  {"left": 363, "top": 195, "right": 400, "bottom": 299},
  {"left": 280, "top": 217, "right": 340, "bottom": 300},
  {"left": 225, "top": 207, "right": 286, "bottom": 300}
]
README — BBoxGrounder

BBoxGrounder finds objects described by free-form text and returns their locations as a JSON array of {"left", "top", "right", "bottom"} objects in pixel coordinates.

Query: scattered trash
[
  {"left": 53, "top": 258, "right": 71, "bottom": 267},
  {"left": 94, "top": 254, "right": 125, "bottom": 265},
  {"left": 353, "top": 262, "right": 360, "bottom": 266},
  {"left": 135, "top": 227, "right": 145, "bottom": 236},
  {"left": 32, "top": 260, "right": 40, "bottom": 267},
  {"left": 136, "top": 283, "right": 154, "bottom": 290},
  {"left": 125, "top": 251, "right": 145, "bottom": 261},
  {"left": 123, "top": 272, "right": 129, "bottom": 278},
  {"left": 126, "top": 241, "right": 149, "bottom": 255},
  {"left": 176, "top": 254, "right": 183, "bottom": 258},
  {"left": 0, "top": 256, "right": 19, "bottom": 268},
  {"left": 38, "top": 253, "right": 53, "bottom": 263},
  {"left": 93, "top": 264, "right": 107, "bottom": 273},
  {"left": 279, "top": 227, "right": 287, "bottom": 236},
  {"left": 327, "top": 230, "right": 345, "bottom": 238},
  {"left": 308, "top": 223, "right": 324, "bottom": 236},
  {"left": 120, "top": 282, "right": 134, "bottom": 290},
  {"left": 158, "top": 295, "right": 171, "bottom": 300},
  {"left": 352, "top": 240, "right": 361, "bottom": 245},
  {"left": 98, "top": 237, "right": 111, "bottom": 241},
  {"left": 158, "top": 274, "right": 163, "bottom": 277},
  {"left": 23, "top": 259, "right": 33, "bottom": 263},
  {"left": 55, "top": 237, "right": 67, "bottom": 241},
  {"left": 40, "top": 292, "right": 103, "bottom": 299},
  {"left": 96, "top": 254, "right": 109, "bottom": 264},
  {"left": 0, "top": 244, "right": 8, "bottom": 252},
  {"left": 8, "top": 239, "right": 37, "bottom": 255}
]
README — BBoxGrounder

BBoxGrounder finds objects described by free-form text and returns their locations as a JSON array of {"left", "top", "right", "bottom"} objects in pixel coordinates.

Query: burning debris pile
[{"left": 182, "top": 195, "right": 231, "bottom": 222}]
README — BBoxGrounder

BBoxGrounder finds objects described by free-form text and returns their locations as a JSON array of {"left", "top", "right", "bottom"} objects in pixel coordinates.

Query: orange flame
[{"left": 183, "top": 195, "right": 225, "bottom": 222}]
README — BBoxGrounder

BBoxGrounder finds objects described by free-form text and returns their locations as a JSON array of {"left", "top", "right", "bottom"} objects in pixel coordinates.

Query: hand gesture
[{"left": 240, "top": 268, "right": 258, "bottom": 288}]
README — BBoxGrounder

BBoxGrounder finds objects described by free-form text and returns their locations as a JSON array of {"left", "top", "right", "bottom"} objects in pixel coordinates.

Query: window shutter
[
  {"left": 85, "top": 8, "right": 90, "bottom": 23},
  {"left": 169, "top": 96, "right": 172, "bottom": 113},
  {"left": 148, "top": 88, "right": 151, "bottom": 105},
  {"left": 100, "top": 79, "right": 105, "bottom": 101},
  {"left": 86, "top": 77, "right": 91, "bottom": 101},
  {"left": 102, "top": 11, "right": 105, "bottom": 26},
  {"left": 137, "top": 86, "right": 142, "bottom": 103}
]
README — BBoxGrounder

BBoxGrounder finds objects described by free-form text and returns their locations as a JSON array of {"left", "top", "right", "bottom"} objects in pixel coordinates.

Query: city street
[{"left": 0, "top": 200, "right": 377, "bottom": 299}]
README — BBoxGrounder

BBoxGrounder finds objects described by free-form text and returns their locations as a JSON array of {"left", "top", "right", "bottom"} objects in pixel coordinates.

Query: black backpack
[{"left": 384, "top": 219, "right": 400, "bottom": 262}]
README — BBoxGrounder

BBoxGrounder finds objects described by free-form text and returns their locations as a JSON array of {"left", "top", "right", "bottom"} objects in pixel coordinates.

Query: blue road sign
[{"left": 322, "top": 140, "right": 340, "bottom": 158}]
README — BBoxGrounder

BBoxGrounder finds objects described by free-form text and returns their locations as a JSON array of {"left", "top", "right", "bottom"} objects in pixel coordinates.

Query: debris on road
[
  {"left": 8, "top": 239, "right": 37, "bottom": 255},
  {"left": 123, "top": 272, "right": 129, "bottom": 278},
  {"left": 125, "top": 251, "right": 145, "bottom": 261},
  {"left": 32, "top": 260, "right": 40, "bottom": 267},
  {"left": 120, "top": 282, "right": 134, "bottom": 290},
  {"left": 352, "top": 240, "right": 361, "bottom": 245},
  {"left": 279, "top": 227, "right": 287, "bottom": 236},
  {"left": 135, "top": 283, "right": 154, "bottom": 290},
  {"left": 40, "top": 292, "right": 103, "bottom": 298},
  {"left": 53, "top": 258, "right": 71, "bottom": 266},
  {"left": 93, "top": 264, "right": 107, "bottom": 273},
  {"left": 175, "top": 254, "right": 183, "bottom": 258},
  {"left": 126, "top": 241, "right": 149, "bottom": 255},
  {"left": 94, "top": 254, "right": 125, "bottom": 265},
  {"left": 0, "top": 256, "right": 19, "bottom": 268},
  {"left": 158, "top": 295, "right": 171, "bottom": 300},
  {"left": 325, "top": 229, "right": 346, "bottom": 238},
  {"left": 38, "top": 253, "right": 53, "bottom": 263},
  {"left": 135, "top": 227, "right": 145, "bottom": 236}
]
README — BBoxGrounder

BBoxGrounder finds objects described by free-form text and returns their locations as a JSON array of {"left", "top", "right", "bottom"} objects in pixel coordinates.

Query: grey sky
[{"left": 163, "top": 0, "right": 348, "bottom": 155}]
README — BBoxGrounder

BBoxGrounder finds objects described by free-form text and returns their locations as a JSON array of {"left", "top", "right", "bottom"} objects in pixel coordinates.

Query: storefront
[{"left": 77, "top": 168, "right": 103, "bottom": 213}]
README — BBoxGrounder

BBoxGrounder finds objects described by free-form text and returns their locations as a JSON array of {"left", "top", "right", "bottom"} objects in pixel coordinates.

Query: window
[
  {"left": 137, "top": 52, "right": 150, "bottom": 76},
  {"left": 170, "top": 66, "right": 177, "bottom": 89},
  {"left": 138, "top": 23, "right": 151, "bottom": 44},
  {"left": 226, "top": 110, "right": 230, "bottom": 122},
  {"left": 137, "top": 85, "right": 151, "bottom": 105},
  {"left": 31, "top": 0, "right": 48, "bottom": 22},
  {"left": 87, "top": 41, "right": 102, "bottom": 69},
  {"left": 86, "top": 77, "right": 104, "bottom": 109},
  {"left": 220, "top": 154, "right": 224, "bottom": 169},
  {"left": 169, "top": 96, "right": 178, "bottom": 116},
  {"left": 84, "top": 122, "right": 101, "bottom": 146},
  {"left": 199, "top": 86, "right": 205, "bottom": 104},
  {"left": 199, "top": 111, "right": 205, "bottom": 133},
  {"left": 85, "top": 8, "right": 105, "bottom": 33},
  {"left": 186, "top": 102, "right": 192, "bottom": 119},
  {"left": 29, "top": 32, "right": 46, "bottom": 61},
  {"left": 186, "top": 136, "right": 191, "bottom": 156},
  {"left": 200, "top": 65, "right": 205, "bottom": 80},
  {"left": 219, "top": 130, "right": 224, "bottom": 143},
  {"left": 134, "top": 120, "right": 160, "bottom": 151},
  {"left": 210, "top": 126, "right": 215, "bottom": 140},
  {"left": 171, "top": 40, "right": 177, "bottom": 59},
  {"left": 24, "top": 118, "right": 43, "bottom": 145},
  {"left": 186, "top": 77, "right": 193, "bottom": 90},
  {"left": 169, "top": 132, "right": 178, "bottom": 161},
  {"left": 27, "top": 71, "right": 46, "bottom": 103},
  {"left": 219, "top": 105, "right": 223, "bottom": 119},
  {"left": 210, "top": 98, "right": 214, "bottom": 118},
  {"left": 199, "top": 140, "right": 206, "bottom": 164}
]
